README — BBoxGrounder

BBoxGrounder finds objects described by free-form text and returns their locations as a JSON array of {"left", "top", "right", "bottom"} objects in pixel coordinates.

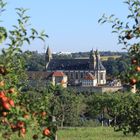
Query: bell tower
[
  {"left": 95, "top": 49, "right": 106, "bottom": 85},
  {"left": 45, "top": 47, "right": 52, "bottom": 70},
  {"left": 89, "top": 49, "right": 96, "bottom": 70}
]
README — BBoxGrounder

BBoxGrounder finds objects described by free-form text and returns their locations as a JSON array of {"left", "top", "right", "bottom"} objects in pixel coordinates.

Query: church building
[{"left": 45, "top": 47, "right": 106, "bottom": 86}]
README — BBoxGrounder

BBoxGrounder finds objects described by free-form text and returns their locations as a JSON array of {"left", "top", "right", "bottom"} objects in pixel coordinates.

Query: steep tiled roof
[
  {"left": 95, "top": 60, "right": 106, "bottom": 70},
  {"left": 47, "top": 59, "right": 90, "bottom": 70},
  {"left": 47, "top": 58, "right": 106, "bottom": 71},
  {"left": 84, "top": 73, "right": 96, "bottom": 80},
  {"left": 51, "top": 71, "right": 65, "bottom": 77}
]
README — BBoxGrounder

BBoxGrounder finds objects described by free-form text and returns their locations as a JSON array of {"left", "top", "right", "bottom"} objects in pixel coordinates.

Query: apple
[
  {"left": 23, "top": 114, "right": 29, "bottom": 119},
  {"left": 2, "top": 112, "right": 8, "bottom": 117},
  {"left": 17, "top": 121, "right": 25, "bottom": 128},
  {"left": 2, "top": 102, "right": 10, "bottom": 110},
  {"left": 136, "top": 66, "right": 140, "bottom": 72},
  {"left": 41, "top": 111, "right": 47, "bottom": 117},
  {"left": 131, "top": 59, "right": 137, "bottom": 64},
  {"left": 130, "top": 78, "right": 137, "bottom": 85},
  {"left": 0, "top": 91, "right": 5, "bottom": 98},
  {"left": 1, "top": 96, "right": 8, "bottom": 102},
  {"left": 20, "top": 128, "right": 26, "bottom": 134},
  {"left": 8, "top": 99, "right": 15, "bottom": 107},
  {"left": 43, "top": 128, "right": 50, "bottom": 136}
]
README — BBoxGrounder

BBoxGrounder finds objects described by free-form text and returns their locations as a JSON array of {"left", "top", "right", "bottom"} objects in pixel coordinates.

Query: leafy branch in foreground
[
  {"left": 99, "top": 0, "right": 140, "bottom": 91},
  {"left": 0, "top": 1, "right": 56, "bottom": 139},
  {"left": 98, "top": 0, "right": 140, "bottom": 136}
]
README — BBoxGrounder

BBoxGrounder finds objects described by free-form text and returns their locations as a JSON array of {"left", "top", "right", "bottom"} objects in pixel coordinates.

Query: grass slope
[{"left": 57, "top": 127, "right": 140, "bottom": 140}]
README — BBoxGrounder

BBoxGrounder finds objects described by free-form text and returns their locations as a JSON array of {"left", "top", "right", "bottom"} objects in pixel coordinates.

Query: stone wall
[{"left": 69, "top": 86, "right": 123, "bottom": 93}]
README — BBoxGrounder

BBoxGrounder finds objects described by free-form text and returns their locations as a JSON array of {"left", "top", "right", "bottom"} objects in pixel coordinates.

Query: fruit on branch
[
  {"left": 1, "top": 96, "right": 8, "bottom": 102},
  {"left": 41, "top": 111, "right": 47, "bottom": 117},
  {"left": 23, "top": 114, "right": 29, "bottom": 119},
  {"left": 19, "top": 128, "right": 26, "bottom": 138},
  {"left": 2, "top": 111, "right": 8, "bottom": 117},
  {"left": 17, "top": 121, "right": 25, "bottom": 129},
  {"left": 8, "top": 99, "right": 15, "bottom": 107},
  {"left": 136, "top": 66, "right": 140, "bottom": 72},
  {"left": 0, "top": 91, "right": 5, "bottom": 98},
  {"left": 20, "top": 128, "right": 26, "bottom": 134},
  {"left": 2, "top": 102, "right": 11, "bottom": 110},
  {"left": 131, "top": 59, "right": 137, "bottom": 65},
  {"left": 130, "top": 78, "right": 137, "bottom": 85},
  {"left": 43, "top": 128, "right": 51, "bottom": 136}
]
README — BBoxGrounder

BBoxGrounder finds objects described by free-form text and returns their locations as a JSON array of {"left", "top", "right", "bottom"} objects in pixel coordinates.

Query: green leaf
[
  {"left": 38, "top": 36, "right": 45, "bottom": 41},
  {"left": 31, "top": 28, "right": 38, "bottom": 35},
  {"left": 24, "top": 38, "right": 30, "bottom": 44}
]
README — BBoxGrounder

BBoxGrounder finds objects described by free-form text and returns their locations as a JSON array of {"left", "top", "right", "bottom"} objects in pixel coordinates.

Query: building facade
[
  {"left": 47, "top": 71, "right": 68, "bottom": 88},
  {"left": 45, "top": 47, "right": 106, "bottom": 86}
]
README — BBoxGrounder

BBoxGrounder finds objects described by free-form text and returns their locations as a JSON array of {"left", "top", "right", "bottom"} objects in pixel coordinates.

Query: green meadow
[{"left": 57, "top": 127, "right": 140, "bottom": 140}]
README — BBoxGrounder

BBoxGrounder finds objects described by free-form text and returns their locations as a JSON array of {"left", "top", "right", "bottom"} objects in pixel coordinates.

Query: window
[
  {"left": 81, "top": 72, "right": 83, "bottom": 78},
  {"left": 76, "top": 72, "right": 78, "bottom": 79},
  {"left": 100, "top": 73, "right": 103, "bottom": 80},
  {"left": 70, "top": 72, "right": 73, "bottom": 79}
]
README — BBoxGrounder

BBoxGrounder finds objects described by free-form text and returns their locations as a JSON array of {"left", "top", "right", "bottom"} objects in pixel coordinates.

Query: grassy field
[
  {"left": 100, "top": 56, "right": 121, "bottom": 61},
  {"left": 57, "top": 127, "right": 140, "bottom": 140},
  {"left": 77, "top": 56, "right": 121, "bottom": 61},
  {"left": 0, "top": 127, "right": 140, "bottom": 140}
]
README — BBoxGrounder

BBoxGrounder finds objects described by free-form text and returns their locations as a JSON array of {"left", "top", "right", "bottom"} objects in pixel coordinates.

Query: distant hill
[{"left": 52, "top": 51, "right": 127, "bottom": 59}]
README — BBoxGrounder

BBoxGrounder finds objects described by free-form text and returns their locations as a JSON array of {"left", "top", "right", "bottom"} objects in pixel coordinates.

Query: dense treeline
[
  {"left": 102, "top": 55, "right": 129, "bottom": 80},
  {"left": 22, "top": 84, "right": 140, "bottom": 135}
]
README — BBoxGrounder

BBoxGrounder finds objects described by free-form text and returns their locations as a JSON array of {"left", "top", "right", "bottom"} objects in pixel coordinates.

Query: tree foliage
[
  {"left": 99, "top": 0, "right": 140, "bottom": 90},
  {"left": 0, "top": 0, "right": 57, "bottom": 139},
  {"left": 98, "top": 0, "right": 140, "bottom": 135}
]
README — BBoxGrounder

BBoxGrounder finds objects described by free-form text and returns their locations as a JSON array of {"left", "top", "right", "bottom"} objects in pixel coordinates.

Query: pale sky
[{"left": 1, "top": 0, "right": 128, "bottom": 53}]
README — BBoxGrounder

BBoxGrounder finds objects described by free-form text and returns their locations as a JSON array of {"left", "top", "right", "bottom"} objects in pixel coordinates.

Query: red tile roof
[
  {"left": 52, "top": 71, "right": 65, "bottom": 77},
  {"left": 84, "top": 73, "right": 96, "bottom": 80}
]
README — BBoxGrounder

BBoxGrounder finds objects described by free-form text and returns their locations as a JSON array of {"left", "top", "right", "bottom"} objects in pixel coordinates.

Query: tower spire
[
  {"left": 45, "top": 46, "right": 52, "bottom": 70},
  {"left": 89, "top": 49, "right": 96, "bottom": 70}
]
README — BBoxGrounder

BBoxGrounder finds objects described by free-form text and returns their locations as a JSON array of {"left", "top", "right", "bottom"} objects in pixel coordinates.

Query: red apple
[
  {"left": 130, "top": 78, "right": 137, "bottom": 85},
  {"left": 43, "top": 128, "right": 50, "bottom": 136},
  {"left": 2, "top": 102, "right": 10, "bottom": 110},
  {"left": 136, "top": 66, "right": 140, "bottom": 72},
  {"left": 8, "top": 99, "right": 15, "bottom": 107}
]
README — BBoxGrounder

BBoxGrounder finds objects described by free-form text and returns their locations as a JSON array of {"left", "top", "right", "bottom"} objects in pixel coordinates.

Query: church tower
[
  {"left": 45, "top": 47, "right": 52, "bottom": 70},
  {"left": 95, "top": 50, "right": 106, "bottom": 85},
  {"left": 89, "top": 49, "right": 96, "bottom": 70}
]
